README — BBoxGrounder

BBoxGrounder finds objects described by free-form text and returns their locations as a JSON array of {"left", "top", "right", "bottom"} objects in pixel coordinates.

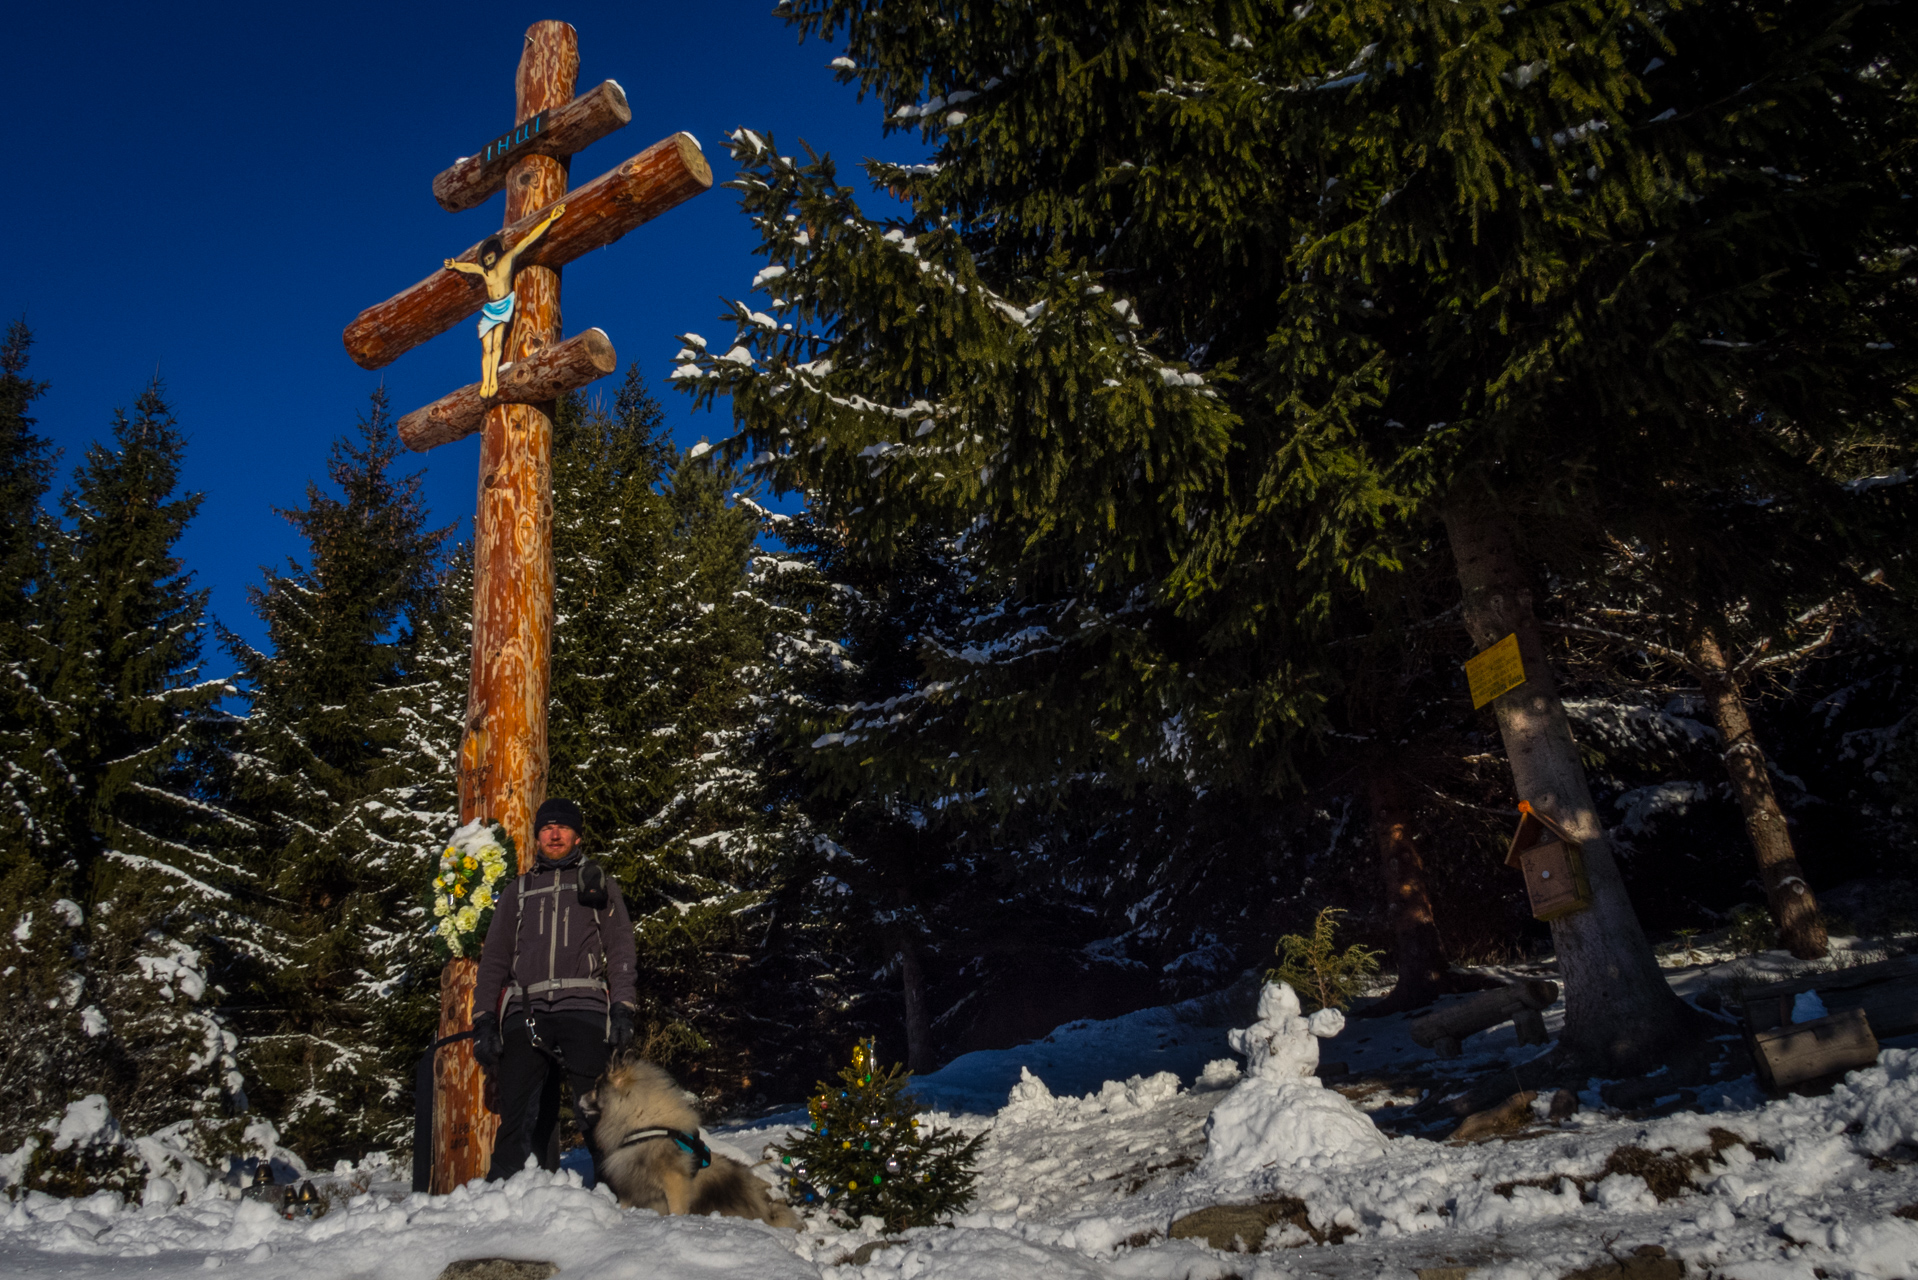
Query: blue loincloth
[{"left": 477, "top": 292, "right": 516, "bottom": 338}]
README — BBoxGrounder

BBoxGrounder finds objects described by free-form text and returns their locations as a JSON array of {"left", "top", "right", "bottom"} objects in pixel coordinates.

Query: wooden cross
[{"left": 342, "top": 20, "right": 710, "bottom": 1193}]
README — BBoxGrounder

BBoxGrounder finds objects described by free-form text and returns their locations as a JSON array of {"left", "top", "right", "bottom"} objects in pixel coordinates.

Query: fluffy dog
[{"left": 581, "top": 1052, "right": 799, "bottom": 1228}]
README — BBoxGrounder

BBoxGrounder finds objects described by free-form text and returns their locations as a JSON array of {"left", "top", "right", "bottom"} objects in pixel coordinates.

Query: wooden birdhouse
[{"left": 1506, "top": 802, "right": 1593, "bottom": 921}]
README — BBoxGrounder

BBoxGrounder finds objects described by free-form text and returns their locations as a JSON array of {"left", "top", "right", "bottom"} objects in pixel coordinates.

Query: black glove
[
  {"left": 608, "top": 1003, "right": 636, "bottom": 1051},
  {"left": 472, "top": 1011, "right": 502, "bottom": 1071}
]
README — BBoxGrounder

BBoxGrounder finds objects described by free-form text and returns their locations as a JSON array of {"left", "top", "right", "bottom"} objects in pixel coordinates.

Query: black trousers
[{"left": 486, "top": 1009, "right": 611, "bottom": 1181}]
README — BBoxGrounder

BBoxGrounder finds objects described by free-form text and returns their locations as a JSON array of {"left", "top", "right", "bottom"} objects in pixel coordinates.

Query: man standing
[{"left": 471, "top": 798, "right": 639, "bottom": 1179}]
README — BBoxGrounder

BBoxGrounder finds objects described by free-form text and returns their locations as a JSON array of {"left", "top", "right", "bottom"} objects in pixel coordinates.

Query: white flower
[
  {"left": 456, "top": 906, "right": 479, "bottom": 932},
  {"left": 433, "top": 899, "right": 450, "bottom": 918}
]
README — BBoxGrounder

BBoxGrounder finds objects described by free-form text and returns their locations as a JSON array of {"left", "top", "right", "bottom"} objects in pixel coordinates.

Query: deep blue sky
[{"left": 3, "top": 2, "right": 917, "bottom": 657}]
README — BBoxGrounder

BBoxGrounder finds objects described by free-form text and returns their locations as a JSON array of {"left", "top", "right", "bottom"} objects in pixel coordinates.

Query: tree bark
[
  {"left": 1354, "top": 767, "right": 1468, "bottom": 1017},
  {"left": 344, "top": 132, "right": 712, "bottom": 370},
  {"left": 461, "top": 17, "right": 572, "bottom": 865},
  {"left": 433, "top": 79, "right": 632, "bottom": 212},
  {"left": 897, "top": 934, "right": 933, "bottom": 1074},
  {"left": 430, "top": 959, "right": 489, "bottom": 1192},
  {"left": 436, "top": 19, "right": 578, "bottom": 1197},
  {"left": 1442, "top": 503, "right": 1690, "bottom": 1073},
  {"left": 1688, "top": 627, "right": 1828, "bottom": 959},
  {"left": 397, "top": 328, "right": 617, "bottom": 452}
]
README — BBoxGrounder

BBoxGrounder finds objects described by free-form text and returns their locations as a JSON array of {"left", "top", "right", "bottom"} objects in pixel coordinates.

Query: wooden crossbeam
[
  {"left": 433, "top": 80, "right": 632, "bottom": 212},
  {"left": 397, "top": 328, "right": 616, "bottom": 451},
  {"left": 344, "top": 132, "right": 711, "bottom": 370}
]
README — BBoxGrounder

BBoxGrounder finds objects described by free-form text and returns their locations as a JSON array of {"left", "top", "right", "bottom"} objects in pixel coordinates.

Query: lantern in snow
[{"left": 1506, "top": 801, "right": 1592, "bottom": 921}]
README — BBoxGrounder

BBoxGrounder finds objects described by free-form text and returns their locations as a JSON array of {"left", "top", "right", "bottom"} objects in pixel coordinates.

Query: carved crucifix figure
[
  {"left": 443, "top": 202, "right": 566, "bottom": 396},
  {"left": 343, "top": 19, "right": 710, "bottom": 1194}
]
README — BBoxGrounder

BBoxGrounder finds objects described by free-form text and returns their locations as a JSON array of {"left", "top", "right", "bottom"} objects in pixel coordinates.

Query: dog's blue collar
[{"left": 613, "top": 1125, "right": 712, "bottom": 1169}]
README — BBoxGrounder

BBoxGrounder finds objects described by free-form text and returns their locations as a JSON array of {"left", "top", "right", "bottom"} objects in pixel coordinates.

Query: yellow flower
[
  {"left": 433, "top": 900, "right": 450, "bottom": 918},
  {"left": 463, "top": 856, "right": 477, "bottom": 871},
  {"left": 432, "top": 877, "right": 444, "bottom": 888},
  {"left": 474, "top": 886, "right": 493, "bottom": 909},
  {"left": 453, "top": 884, "right": 466, "bottom": 898},
  {"left": 455, "top": 905, "right": 479, "bottom": 932}
]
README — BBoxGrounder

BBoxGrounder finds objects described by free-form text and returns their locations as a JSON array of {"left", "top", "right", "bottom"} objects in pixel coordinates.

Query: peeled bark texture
[
  {"left": 397, "top": 328, "right": 617, "bottom": 452},
  {"left": 438, "top": 20, "right": 577, "bottom": 1197},
  {"left": 457, "top": 19, "right": 572, "bottom": 869},
  {"left": 1442, "top": 504, "right": 1689, "bottom": 1073},
  {"left": 344, "top": 131, "right": 712, "bottom": 370},
  {"left": 1356, "top": 769, "right": 1469, "bottom": 1018},
  {"left": 433, "top": 79, "right": 632, "bottom": 212},
  {"left": 1690, "top": 628, "right": 1828, "bottom": 960},
  {"left": 431, "top": 959, "right": 495, "bottom": 1193}
]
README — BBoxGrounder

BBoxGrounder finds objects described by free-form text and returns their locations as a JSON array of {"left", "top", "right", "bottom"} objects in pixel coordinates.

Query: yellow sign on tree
[{"left": 1465, "top": 633, "right": 1526, "bottom": 708}]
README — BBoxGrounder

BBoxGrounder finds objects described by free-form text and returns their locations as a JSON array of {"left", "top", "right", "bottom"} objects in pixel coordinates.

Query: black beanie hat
[{"left": 533, "top": 797, "right": 584, "bottom": 835}]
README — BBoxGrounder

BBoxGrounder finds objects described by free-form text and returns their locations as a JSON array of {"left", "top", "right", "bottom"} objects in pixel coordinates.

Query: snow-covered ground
[{"left": 5, "top": 944, "right": 1916, "bottom": 1280}]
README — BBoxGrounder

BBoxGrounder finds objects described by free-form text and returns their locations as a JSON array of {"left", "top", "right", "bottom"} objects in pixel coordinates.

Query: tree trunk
[
  {"left": 897, "top": 934, "right": 933, "bottom": 1074},
  {"left": 1688, "top": 627, "right": 1828, "bottom": 960},
  {"left": 1354, "top": 766, "right": 1472, "bottom": 1017},
  {"left": 1443, "top": 504, "right": 1690, "bottom": 1073}
]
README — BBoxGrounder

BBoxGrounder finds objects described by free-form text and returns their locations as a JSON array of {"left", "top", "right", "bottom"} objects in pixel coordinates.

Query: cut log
[
  {"left": 433, "top": 80, "right": 632, "bottom": 212},
  {"left": 1410, "top": 979, "right": 1559, "bottom": 1057},
  {"left": 345, "top": 132, "right": 712, "bottom": 369},
  {"left": 1739, "top": 953, "right": 1918, "bottom": 1039},
  {"left": 1748, "top": 1006, "right": 1879, "bottom": 1092},
  {"left": 397, "top": 329, "right": 616, "bottom": 452}
]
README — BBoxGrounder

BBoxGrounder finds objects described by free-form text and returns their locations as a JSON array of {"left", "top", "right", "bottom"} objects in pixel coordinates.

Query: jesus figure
[{"left": 444, "top": 202, "right": 567, "bottom": 398}]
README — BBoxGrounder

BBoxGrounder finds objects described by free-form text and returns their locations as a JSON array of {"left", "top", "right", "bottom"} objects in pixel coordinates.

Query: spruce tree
[
  {"left": 678, "top": 0, "right": 1916, "bottom": 1074},
  {"left": 773, "top": 1038, "right": 984, "bottom": 1230},
  {"left": 543, "top": 373, "right": 839, "bottom": 1101},
  {"left": 0, "top": 319, "right": 60, "bottom": 864},
  {"left": 224, "top": 389, "right": 452, "bottom": 1161},
  {"left": 0, "top": 381, "right": 252, "bottom": 1185}
]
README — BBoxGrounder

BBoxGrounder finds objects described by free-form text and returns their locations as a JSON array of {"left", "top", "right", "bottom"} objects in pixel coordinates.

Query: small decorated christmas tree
[{"left": 772, "top": 1039, "right": 985, "bottom": 1231}]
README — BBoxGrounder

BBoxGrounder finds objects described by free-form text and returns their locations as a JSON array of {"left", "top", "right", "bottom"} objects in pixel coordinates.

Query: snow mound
[
  {"left": 0, "top": 1162, "right": 814, "bottom": 1279},
  {"left": 999, "top": 1067, "right": 1183, "bottom": 1126},
  {"left": 1198, "top": 983, "right": 1386, "bottom": 1179},
  {"left": 50, "top": 1095, "right": 118, "bottom": 1152}
]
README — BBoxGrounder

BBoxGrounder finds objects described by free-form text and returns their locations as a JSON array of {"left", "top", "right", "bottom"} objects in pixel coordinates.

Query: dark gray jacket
[{"left": 473, "top": 849, "right": 639, "bottom": 1021}]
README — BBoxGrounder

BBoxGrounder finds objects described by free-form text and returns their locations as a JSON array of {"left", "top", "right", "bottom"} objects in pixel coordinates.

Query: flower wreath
[{"left": 428, "top": 819, "right": 516, "bottom": 962}]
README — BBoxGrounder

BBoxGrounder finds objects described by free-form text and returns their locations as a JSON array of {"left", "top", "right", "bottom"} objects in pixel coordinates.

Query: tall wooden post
[
  {"left": 345, "top": 19, "right": 710, "bottom": 1195},
  {"left": 433, "top": 20, "right": 577, "bottom": 1193}
]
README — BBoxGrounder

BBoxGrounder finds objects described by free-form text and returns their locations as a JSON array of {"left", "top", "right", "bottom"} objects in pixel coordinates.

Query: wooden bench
[
  {"left": 1410, "top": 979, "right": 1559, "bottom": 1058},
  {"left": 1736, "top": 953, "right": 1915, "bottom": 1091}
]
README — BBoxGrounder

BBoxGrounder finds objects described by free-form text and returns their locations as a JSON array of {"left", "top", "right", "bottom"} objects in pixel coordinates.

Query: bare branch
[
  {"left": 1540, "top": 620, "right": 1697, "bottom": 673},
  {"left": 1741, "top": 620, "right": 1838, "bottom": 676}
]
